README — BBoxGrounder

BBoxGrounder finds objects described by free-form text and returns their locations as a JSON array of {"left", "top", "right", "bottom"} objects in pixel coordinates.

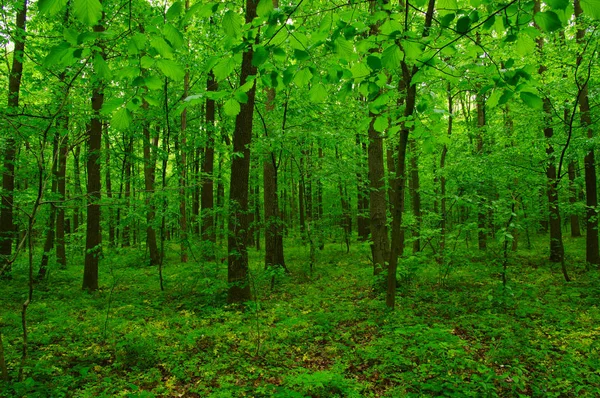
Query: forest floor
[{"left": 1, "top": 234, "right": 599, "bottom": 397}]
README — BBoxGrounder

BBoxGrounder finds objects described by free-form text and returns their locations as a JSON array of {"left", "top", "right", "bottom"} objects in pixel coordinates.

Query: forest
[{"left": 0, "top": 0, "right": 599, "bottom": 395}]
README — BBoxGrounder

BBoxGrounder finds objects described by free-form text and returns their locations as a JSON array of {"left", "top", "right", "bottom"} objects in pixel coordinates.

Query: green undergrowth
[{"left": 1, "top": 236, "right": 599, "bottom": 397}]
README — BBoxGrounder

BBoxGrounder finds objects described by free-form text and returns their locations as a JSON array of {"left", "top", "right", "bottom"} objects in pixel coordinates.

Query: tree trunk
[
  {"left": 201, "top": 71, "right": 217, "bottom": 257},
  {"left": 38, "top": 136, "right": 59, "bottom": 279},
  {"left": 73, "top": 145, "right": 82, "bottom": 233},
  {"left": 357, "top": 135, "right": 370, "bottom": 242},
  {"left": 476, "top": 87, "right": 487, "bottom": 251},
  {"left": 440, "top": 85, "right": 452, "bottom": 254},
  {"left": 368, "top": 114, "right": 390, "bottom": 275},
  {"left": 56, "top": 117, "right": 68, "bottom": 267},
  {"left": 143, "top": 105, "right": 160, "bottom": 266},
  {"left": 575, "top": 0, "right": 599, "bottom": 265},
  {"left": 387, "top": 0, "right": 435, "bottom": 308},
  {"left": 0, "top": 0, "right": 27, "bottom": 277},
  {"left": 122, "top": 136, "right": 133, "bottom": 247},
  {"left": 568, "top": 162, "right": 581, "bottom": 237},
  {"left": 104, "top": 124, "right": 115, "bottom": 248},
  {"left": 408, "top": 139, "right": 421, "bottom": 253},
  {"left": 227, "top": 0, "right": 258, "bottom": 304},
  {"left": 83, "top": 16, "right": 105, "bottom": 291},
  {"left": 178, "top": 68, "right": 189, "bottom": 263}
]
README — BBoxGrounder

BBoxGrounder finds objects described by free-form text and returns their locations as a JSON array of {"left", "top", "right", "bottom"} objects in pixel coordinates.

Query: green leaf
[
  {"left": 145, "top": 75, "right": 163, "bottom": 90},
  {"left": 224, "top": 98, "right": 241, "bottom": 116},
  {"left": 93, "top": 54, "right": 111, "bottom": 79},
  {"left": 367, "top": 55, "right": 382, "bottom": 71},
  {"left": 223, "top": 10, "right": 243, "bottom": 39},
  {"left": 516, "top": 34, "right": 535, "bottom": 56},
  {"left": 382, "top": 45, "right": 403, "bottom": 70},
  {"left": 294, "top": 68, "right": 313, "bottom": 87},
  {"left": 334, "top": 37, "right": 354, "bottom": 61},
  {"left": 308, "top": 84, "right": 327, "bottom": 103},
  {"left": 534, "top": 11, "right": 562, "bottom": 32},
  {"left": 111, "top": 107, "right": 132, "bottom": 130},
  {"left": 350, "top": 62, "right": 371, "bottom": 80},
  {"left": 520, "top": 91, "right": 543, "bottom": 109},
  {"left": 234, "top": 91, "right": 248, "bottom": 104},
  {"left": 581, "top": 0, "right": 600, "bottom": 19},
  {"left": 44, "top": 42, "right": 71, "bottom": 67},
  {"left": 73, "top": 0, "right": 103, "bottom": 26},
  {"left": 402, "top": 40, "right": 423, "bottom": 61},
  {"left": 128, "top": 33, "right": 147, "bottom": 55},
  {"left": 163, "top": 24, "right": 185, "bottom": 49},
  {"left": 456, "top": 16, "right": 471, "bottom": 33},
  {"left": 257, "top": 0, "right": 274, "bottom": 17},
  {"left": 166, "top": 1, "right": 183, "bottom": 21},
  {"left": 156, "top": 59, "right": 185, "bottom": 81},
  {"left": 373, "top": 116, "right": 388, "bottom": 132},
  {"left": 546, "top": 0, "right": 569, "bottom": 10},
  {"left": 213, "top": 57, "right": 236, "bottom": 81},
  {"left": 294, "top": 49, "right": 310, "bottom": 61},
  {"left": 150, "top": 36, "right": 174, "bottom": 59},
  {"left": 39, "top": 0, "right": 68, "bottom": 16},
  {"left": 252, "top": 46, "right": 269, "bottom": 67}
]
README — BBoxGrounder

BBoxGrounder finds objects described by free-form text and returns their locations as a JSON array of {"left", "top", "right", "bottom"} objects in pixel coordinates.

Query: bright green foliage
[{"left": 72, "top": 0, "right": 103, "bottom": 26}]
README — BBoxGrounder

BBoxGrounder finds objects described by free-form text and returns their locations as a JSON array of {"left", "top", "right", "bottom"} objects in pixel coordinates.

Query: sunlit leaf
[
  {"left": 73, "top": 0, "right": 102, "bottom": 26},
  {"left": 156, "top": 59, "right": 185, "bottom": 81},
  {"left": 224, "top": 98, "right": 241, "bottom": 116}
]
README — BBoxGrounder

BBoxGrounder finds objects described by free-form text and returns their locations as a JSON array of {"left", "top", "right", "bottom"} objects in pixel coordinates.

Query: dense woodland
[{"left": 1, "top": 0, "right": 599, "bottom": 395}]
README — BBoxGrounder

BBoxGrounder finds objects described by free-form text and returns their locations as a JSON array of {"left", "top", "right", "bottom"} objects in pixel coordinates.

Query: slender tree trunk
[
  {"left": 178, "top": 67, "right": 189, "bottom": 263},
  {"left": 227, "top": 0, "right": 258, "bottom": 304},
  {"left": 408, "top": 139, "right": 421, "bottom": 253},
  {"left": 0, "top": 0, "right": 27, "bottom": 277},
  {"left": 568, "top": 162, "right": 581, "bottom": 237},
  {"left": 104, "top": 124, "right": 115, "bottom": 247},
  {"left": 357, "top": 135, "right": 370, "bottom": 242},
  {"left": 535, "top": 0, "right": 565, "bottom": 269},
  {"left": 122, "top": 136, "right": 132, "bottom": 247},
  {"left": 575, "top": 0, "right": 599, "bottom": 265},
  {"left": 387, "top": 0, "right": 435, "bottom": 308},
  {"left": 56, "top": 117, "right": 68, "bottom": 267},
  {"left": 368, "top": 114, "right": 390, "bottom": 275},
  {"left": 72, "top": 145, "right": 82, "bottom": 233},
  {"left": 298, "top": 158, "right": 306, "bottom": 237},
  {"left": 143, "top": 105, "right": 160, "bottom": 266},
  {"left": 201, "top": 71, "right": 217, "bottom": 257},
  {"left": 38, "top": 136, "right": 59, "bottom": 279},
  {"left": 440, "top": 85, "right": 452, "bottom": 254},
  {"left": 82, "top": 14, "right": 106, "bottom": 291}
]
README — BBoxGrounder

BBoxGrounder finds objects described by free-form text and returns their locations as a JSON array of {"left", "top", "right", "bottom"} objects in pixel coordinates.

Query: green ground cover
[{"left": 1, "top": 236, "right": 599, "bottom": 397}]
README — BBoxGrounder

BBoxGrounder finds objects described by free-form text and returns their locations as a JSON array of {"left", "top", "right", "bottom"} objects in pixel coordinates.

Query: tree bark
[
  {"left": 178, "top": 68, "right": 189, "bottom": 263},
  {"left": 0, "top": 0, "right": 27, "bottom": 277},
  {"left": 201, "top": 71, "right": 217, "bottom": 257},
  {"left": 143, "top": 104, "right": 160, "bottom": 266},
  {"left": 38, "top": 136, "right": 59, "bottom": 279},
  {"left": 83, "top": 16, "right": 105, "bottom": 291},
  {"left": 357, "top": 135, "right": 370, "bottom": 242},
  {"left": 575, "top": 0, "right": 599, "bottom": 265},
  {"left": 408, "top": 139, "right": 421, "bottom": 253},
  {"left": 568, "top": 161, "right": 581, "bottom": 237},
  {"left": 56, "top": 117, "right": 68, "bottom": 267},
  {"left": 227, "top": 0, "right": 258, "bottom": 304},
  {"left": 368, "top": 114, "right": 390, "bottom": 275},
  {"left": 104, "top": 124, "right": 115, "bottom": 248}
]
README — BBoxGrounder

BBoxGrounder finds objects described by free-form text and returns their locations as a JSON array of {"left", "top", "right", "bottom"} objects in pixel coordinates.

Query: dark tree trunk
[
  {"left": 72, "top": 145, "right": 82, "bottom": 233},
  {"left": 143, "top": 107, "right": 160, "bottom": 266},
  {"left": 357, "top": 135, "right": 370, "bottom": 242},
  {"left": 440, "top": 85, "right": 452, "bottom": 254},
  {"left": 0, "top": 0, "right": 27, "bottom": 277},
  {"left": 574, "top": 0, "right": 599, "bottom": 264},
  {"left": 263, "top": 84, "right": 286, "bottom": 275},
  {"left": 227, "top": 0, "right": 258, "bottom": 304},
  {"left": 178, "top": 70, "right": 189, "bottom": 263},
  {"left": 121, "top": 136, "right": 133, "bottom": 247},
  {"left": 568, "top": 162, "right": 581, "bottom": 237},
  {"left": 216, "top": 156, "right": 225, "bottom": 245},
  {"left": 408, "top": 139, "right": 421, "bottom": 253},
  {"left": 298, "top": 161, "right": 306, "bottom": 236},
  {"left": 387, "top": 0, "right": 434, "bottom": 308},
  {"left": 38, "top": 136, "right": 59, "bottom": 279},
  {"left": 368, "top": 114, "right": 390, "bottom": 275},
  {"left": 56, "top": 117, "right": 68, "bottom": 267},
  {"left": 83, "top": 17, "right": 106, "bottom": 291},
  {"left": 201, "top": 72, "right": 217, "bottom": 257},
  {"left": 104, "top": 124, "right": 115, "bottom": 248}
]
